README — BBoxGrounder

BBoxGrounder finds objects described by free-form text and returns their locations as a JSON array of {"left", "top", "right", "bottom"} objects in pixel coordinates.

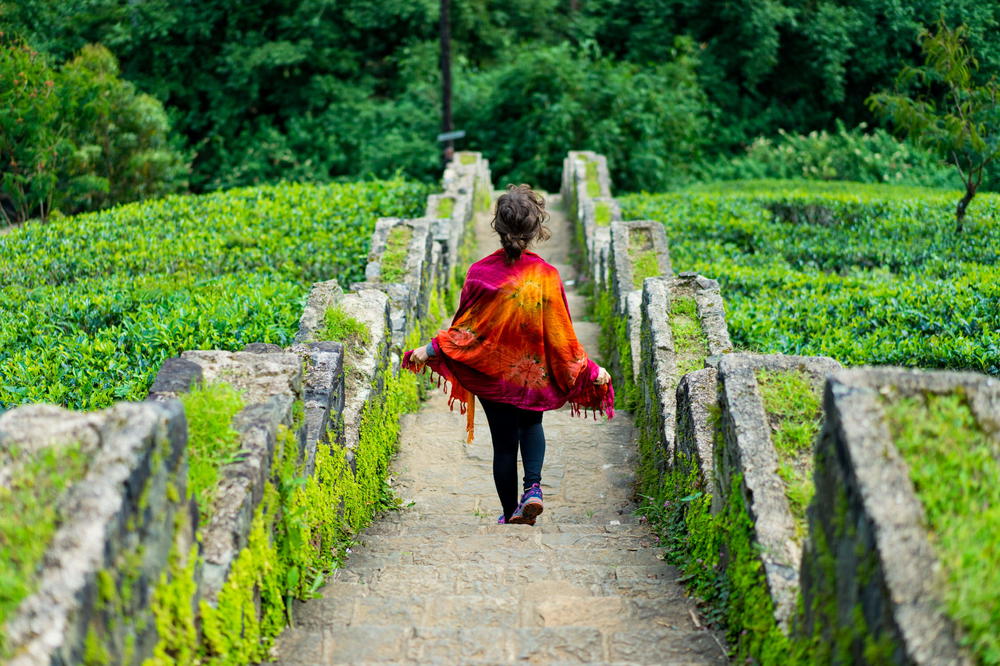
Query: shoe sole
[{"left": 509, "top": 501, "right": 543, "bottom": 525}]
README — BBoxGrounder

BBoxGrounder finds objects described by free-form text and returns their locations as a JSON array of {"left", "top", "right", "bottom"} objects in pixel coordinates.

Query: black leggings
[{"left": 479, "top": 397, "right": 546, "bottom": 520}]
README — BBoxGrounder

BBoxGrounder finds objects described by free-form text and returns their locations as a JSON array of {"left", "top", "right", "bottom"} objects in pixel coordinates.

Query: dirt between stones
[{"left": 270, "top": 195, "right": 728, "bottom": 665}]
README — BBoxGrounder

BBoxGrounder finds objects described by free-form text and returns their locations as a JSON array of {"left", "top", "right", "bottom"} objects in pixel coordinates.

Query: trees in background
[
  {"left": 1, "top": 36, "right": 186, "bottom": 224},
  {"left": 869, "top": 22, "right": 1000, "bottom": 229},
  {"left": 3, "top": 0, "right": 1000, "bottom": 201}
]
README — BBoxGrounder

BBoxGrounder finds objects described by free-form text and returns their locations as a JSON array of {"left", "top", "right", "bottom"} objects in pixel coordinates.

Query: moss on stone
[
  {"left": 669, "top": 297, "right": 709, "bottom": 378},
  {"left": 459, "top": 153, "right": 476, "bottom": 165},
  {"left": 0, "top": 441, "right": 88, "bottom": 639},
  {"left": 437, "top": 197, "right": 455, "bottom": 219},
  {"left": 380, "top": 225, "right": 413, "bottom": 283},
  {"left": 315, "top": 305, "right": 371, "bottom": 351},
  {"left": 179, "top": 382, "right": 245, "bottom": 527},
  {"left": 884, "top": 390, "right": 1000, "bottom": 661},
  {"left": 755, "top": 368, "right": 822, "bottom": 540},
  {"left": 595, "top": 202, "right": 612, "bottom": 226},
  {"left": 584, "top": 159, "right": 601, "bottom": 198}
]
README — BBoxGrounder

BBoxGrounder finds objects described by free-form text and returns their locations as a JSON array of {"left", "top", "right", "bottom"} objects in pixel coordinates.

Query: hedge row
[
  {"left": 0, "top": 179, "right": 429, "bottom": 410},
  {"left": 620, "top": 180, "right": 1000, "bottom": 375}
]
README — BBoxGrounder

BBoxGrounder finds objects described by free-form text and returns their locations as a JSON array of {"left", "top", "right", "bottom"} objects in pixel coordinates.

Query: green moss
[
  {"left": 437, "top": 196, "right": 455, "bottom": 219},
  {"left": 145, "top": 539, "right": 198, "bottom": 666},
  {"left": 755, "top": 369, "right": 822, "bottom": 539},
  {"left": 179, "top": 382, "right": 245, "bottom": 527},
  {"left": 315, "top": 305, "right": 370, "bottom": 351},
  {"left": 584, "top": 159, "right": 601, "bottom": 198},
  {"left": 459, "top": 153, "right": 476, "bottom": 165},
  {"left": 669, "top": 297, "right": 709, "bottom": 377},
  {"left": 83, "top": 625, "right": 110, "bottom": 666},
  {"left": 0, "top": 441, "right": 88, "bottom": 638},
  {"left": 631, "top": 251, "right": 659, "bottom": 289},
  {"left": 595, "top": 202, "right": 612, "bottom": 226},
  {"left": 380, "top": 224, "right": 413, "bottom": 283},
  {"left": 884, "top": 391, "right": 1000, "bottom": 662}
]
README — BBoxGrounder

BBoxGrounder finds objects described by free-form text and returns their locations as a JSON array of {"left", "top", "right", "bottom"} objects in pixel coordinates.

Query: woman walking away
[{"left": 403, "top": 184, "right": 614, "bottom": 526}]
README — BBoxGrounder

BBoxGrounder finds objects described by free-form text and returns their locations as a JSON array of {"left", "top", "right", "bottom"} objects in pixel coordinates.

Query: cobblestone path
[{"left": 272, "top": 195, "right": 728, "bottom": 664}]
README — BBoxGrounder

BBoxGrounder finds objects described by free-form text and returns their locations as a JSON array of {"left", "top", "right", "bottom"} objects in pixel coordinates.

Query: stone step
[
  {"left": 274, "top": 624, "right": 727, "bottom": 664},
  {"left": 362, "top": 520, "right": 652, "bottom": 538},
  {"left": 344, "top": 544, "right": 665, "bottom": 568},
  {"left": 354, "top": 530, "right": 658, "bottom": 552}
]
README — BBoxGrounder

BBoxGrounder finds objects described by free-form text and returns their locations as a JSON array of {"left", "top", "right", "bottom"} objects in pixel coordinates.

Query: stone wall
[
  {"left": 0, "top": 151, "right": 492, "bottom": 665},
  {"left": 801, "top": 367, "right": 997, "bottom": 664},
  {"left": 561, "top": 149, "right": 997, "bottom": 663}
]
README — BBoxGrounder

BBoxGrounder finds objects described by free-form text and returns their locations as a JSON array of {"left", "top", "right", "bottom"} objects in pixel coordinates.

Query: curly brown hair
[{"left": 491, "top": 184, "right": 551, "bottom": 262}]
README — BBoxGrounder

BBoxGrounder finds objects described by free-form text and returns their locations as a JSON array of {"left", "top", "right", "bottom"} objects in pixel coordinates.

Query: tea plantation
[
  {"left": 0, "top": 180, "right": 428, "bottom": 410},
  {"left": 620, "top": 180, "right": 1000, "bottom": 375}
]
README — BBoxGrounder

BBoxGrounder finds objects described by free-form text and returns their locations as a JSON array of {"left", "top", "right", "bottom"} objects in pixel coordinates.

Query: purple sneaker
[
  {"left": 509, "top": 483, "right": 544, "bottom": 525},
  {"left": 497, "top": 514, "right": 507, "bottom": 524}
]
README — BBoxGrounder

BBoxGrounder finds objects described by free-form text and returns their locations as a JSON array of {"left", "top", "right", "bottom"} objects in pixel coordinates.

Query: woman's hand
[
  {"left": 594, "top": 366, "right": 611, "bottom": 386},
  {"left": 410, "top": 345, "right": 430, "bottom": 368}
]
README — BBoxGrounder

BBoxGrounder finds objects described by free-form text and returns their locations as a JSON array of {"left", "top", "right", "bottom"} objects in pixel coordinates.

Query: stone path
[{"left": 271, "top": 195, "right": 728, "bottom": 664}]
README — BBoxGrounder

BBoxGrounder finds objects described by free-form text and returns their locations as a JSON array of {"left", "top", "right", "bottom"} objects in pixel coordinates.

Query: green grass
[
  {"left": 595, "top": 202, "right": 612, "bottom": 226},
  {"left": 755, "top": 368, "right": 822, "bottom": 538},
  {"left": 437, "top": 196, "right": 454, "bottom": 219},
  {"left": 631, "top": 251, "right": 660, "bottom": 289},
  {"left": 884, "top": 391, "right": 1000, "bottom": 663},
  {"left": 621, "top": 180, "right": 1000, "bottom": 375},
  {"left": 669, "top": 297, "right": 709, "bottom": 377},
  {"left": 585, "top": 159, "right": 601, "bottom": 198},
  {"left": 180, "top": 383, "right": 245, "bottom": 527},
  {"left": 380, "top": 225, "right": 413, "bottom": 283},
  {"left": 315, "top": 306, "right": 370, "bottom": 351},
  {"left": 0, "top": 442, "right": 89, "bottom": 639}
]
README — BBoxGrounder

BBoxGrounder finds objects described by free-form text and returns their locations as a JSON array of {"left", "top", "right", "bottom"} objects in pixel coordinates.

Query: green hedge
[
  {"left": 0, "top": 179, "right": 428, "bottom": 410},
  {"left": 621, "top": 180, "right": 1000, "bottom": 375}
]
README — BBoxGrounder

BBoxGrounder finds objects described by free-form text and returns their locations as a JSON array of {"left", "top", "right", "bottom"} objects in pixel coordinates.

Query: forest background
[{"left": 3, "top": 0, "right": 1000, "bottom": 222}]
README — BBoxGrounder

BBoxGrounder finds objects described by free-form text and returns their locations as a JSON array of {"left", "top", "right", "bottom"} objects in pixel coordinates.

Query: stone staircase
[{"left": 270, "top": 196, "right": 728, "bottom": 664}]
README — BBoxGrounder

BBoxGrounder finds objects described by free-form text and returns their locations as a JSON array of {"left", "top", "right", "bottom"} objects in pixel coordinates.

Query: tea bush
[
  {"left": 621, "top": 180, "right": 1000, "bottom": 374},
  {"left": 0, "top": 179, "right": 428, "bottom": 410}
]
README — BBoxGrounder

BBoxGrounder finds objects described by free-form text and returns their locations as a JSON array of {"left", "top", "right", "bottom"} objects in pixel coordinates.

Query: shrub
[
  {"left": 0, "top": 36, "right": 186, "bottom": 224},
  {"left": 697, "top": 122, "right": 955, "bottom": 188}
]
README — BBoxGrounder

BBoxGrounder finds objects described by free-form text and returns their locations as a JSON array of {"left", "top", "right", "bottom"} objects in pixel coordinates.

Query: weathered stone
[
  {"left": 179, "top": 350, "right": 302, "bottom": 406},
  {"left": 0, "top": 400, "right": 189, "bottom": 666},
  {"left": 201, "top": 394, "right": 295, "bottom": 604},
  {"left": 362, "top": 218, "right": 434, "bottom": 349},
  {"left": 800, "top": 367, "right": 996, "bottom": 664},
  {"left": 712, "top": 352, "right": 841, "bottom": 631},
  {"left": 294, "top": 279, "right": 345, "bottom": 345},
  {"left": 287, "top": 341, "right": 346, "bottom": 475},
  {"left": 675, "top": 367, "right": 718, "bottom": 486},
  {"left": 676, "top": 272, "right": 733, "bottom": 355},
  {"left": 242, "top": 342, "right": 284, "bottom": 354},
  {"left": 147, "top": 357, "right": 203, "bottom": 401},
  {"left": 609, "top": 221, "right": 671, "bottom": 315}
]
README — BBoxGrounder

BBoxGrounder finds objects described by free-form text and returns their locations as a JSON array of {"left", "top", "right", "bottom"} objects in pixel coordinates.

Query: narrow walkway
[{"left": 272, "top": 196, "right": 727, "bottom": 664}]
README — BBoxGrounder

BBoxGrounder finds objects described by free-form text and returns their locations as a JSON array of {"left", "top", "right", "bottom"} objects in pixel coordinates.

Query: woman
[{"left": 404, "top": 184, "right": 614, "bottom": 525}]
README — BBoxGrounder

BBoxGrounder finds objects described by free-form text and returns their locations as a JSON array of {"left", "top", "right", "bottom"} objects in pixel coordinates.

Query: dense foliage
[
  {"left": 698, "top": 122, "right": 954, "bottom": 189},
  {"left": 6, "top": 0, "right": 999, "bottom": 193},
  {"left": 621, "top": 181, "right": 1000, "bottom": 374},
  {"left": 0, "top": 36, "right": 186, "bottom": 224},
  {"left": 0, "top": 179, "right": 428, "bottom": 410}
]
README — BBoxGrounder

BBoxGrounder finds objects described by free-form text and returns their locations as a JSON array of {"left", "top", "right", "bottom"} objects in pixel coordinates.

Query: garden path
[{"left": 271, "top": 195, "right": 727, "bottom": 664}]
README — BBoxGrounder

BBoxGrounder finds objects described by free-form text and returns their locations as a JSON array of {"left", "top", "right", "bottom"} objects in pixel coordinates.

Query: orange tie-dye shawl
[{"left": 403, "top": 249, "right": 615, "bottom": 442}]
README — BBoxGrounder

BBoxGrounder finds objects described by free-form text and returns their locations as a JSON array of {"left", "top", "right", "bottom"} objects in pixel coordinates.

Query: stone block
[
  {"left": 675, "top": 367, "right": 718, "bottom": 487},
  {"left": 800, "top": 367, "right": 997, "bottom": 664},
  {"left": 147, "top": 357, "right": 203, "bottom": 400},
  {"left": 609, "top": 221, "right": 671, "bottom": 315},
  {"left": 288, "top": 341, "right": 346, "bottom": 475},
  {"left": 712, "top": 353, "right": 841, "bottom": 631},
  {"left": 637, "top": 274, "right": 731, "bottom": 471},
  {"left": 363, "top": 218, "right": 434, "bottom": 349},
  {"left": 579, "top": 196, "right": 620, "bottom": 264},
  {"left": 294, "top": 279, "right": 345, "bottom": 345},
  {"left": 0, "top": 400, "right": 189, "bottom": 666},
  {"left": 178, "top": 350, "right": 302, "bottom": 406}
]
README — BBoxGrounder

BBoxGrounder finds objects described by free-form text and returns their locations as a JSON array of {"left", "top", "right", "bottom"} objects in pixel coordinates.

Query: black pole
[{"left": 440, "top": 0, "right": 453, "bottom": 162}]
